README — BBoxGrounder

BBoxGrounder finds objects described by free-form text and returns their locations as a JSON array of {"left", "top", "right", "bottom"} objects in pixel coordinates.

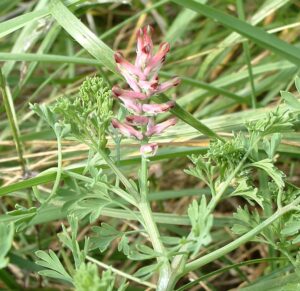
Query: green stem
[
  {"left": 0, "top": 68, "right": 27, "bottom": 174},
  {"left": 87, "top": 134, "right": 139, "bottom": 202},
  {"left": 43, "top": 135, "right": 63, "bottom": 206},
  {"left": 208, "top": 146, "right": 252, "bottom": 212},
  {"left": 184, "top": 202, "right": 299, "bottom": 274},
  {"left": 260, "top": 170, "right": 276, "bottom": 270},
  {"left": 66, "top": 169, "right": 138, "bottom": 207},
  {"left": 96, "top": 146, "right": 139, "bottom": 199},
  {"left": 138, "top": 155, "right": 171, "bottom": 291},
  {"left": 115, "top": 137, "right": 121, "bottom": 188}
]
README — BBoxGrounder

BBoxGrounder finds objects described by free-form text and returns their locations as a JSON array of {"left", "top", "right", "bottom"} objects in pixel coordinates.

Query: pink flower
[
  {"left": 146, "top": 117, "right": 177, "bottom": 137},
  {"left": 140, "top": 143, "right": 158, "bottom": 157},
  {"left": 114, "top": 52, "right": 145, "bottom": 80},
  {"left": 126, "top": 115, "right": 149, "bottom": 125},
  {"left": 136, "top": 25, "right": 153, "bottom": 70},
  {"left": 112, "top": 119, "right": 143, "bottom": 140},
  {"left": 155, "top": 77, "right": 181, "bottom": 94},
  {"left": 112, "top": 85, "right": 148, "bottom": 100},
  {"left": 118, "top": 96, "right": 142, "bottom": 114},
  {"left": 144, "top": 42, "right": 170, "bottom": 77},
  {"left": 142, "top": 101, "right": 175, "bottom": 114}
]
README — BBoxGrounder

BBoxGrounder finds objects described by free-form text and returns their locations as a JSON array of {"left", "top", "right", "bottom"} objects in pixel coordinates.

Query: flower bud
[{"left": 140, "top": 143, "right": 158, "bottom": 157}]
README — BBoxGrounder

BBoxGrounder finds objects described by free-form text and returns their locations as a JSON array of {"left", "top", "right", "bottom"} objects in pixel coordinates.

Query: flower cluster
[
  {"left": 111, "top": 25, "right": 180, "bottom": 156},
  {"left": 54, "top": 76, "right": 113, "bottom": 148}
]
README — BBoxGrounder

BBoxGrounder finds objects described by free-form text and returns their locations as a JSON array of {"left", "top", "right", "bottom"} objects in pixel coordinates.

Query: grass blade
[
  {"left": 0, "top": 69, "right": 27, "bottom": 174},
  {"left": 154, "top": 94, "right": 223, "bottom": 140},
  {"left": 172, "top": 0, "right": 300, "bottom": 66},
  {"left": 0, "top": 0, "right": 81, "bottom": 39},
  {"left": 49, "top": 0, "right": 116, "bottom": 74},
  {"left": 236, "top": 0, "right": 256, "bottom": 108}
]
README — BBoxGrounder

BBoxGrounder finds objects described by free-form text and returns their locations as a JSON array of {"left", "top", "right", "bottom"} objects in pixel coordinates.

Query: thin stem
[
  {"left": 42, "top": 135, "right": 63, "bottom": 207},
  {"left": 0, "top": 68, "right": 27, "bottom": 174},
  {"left": 88, "top": 136, "right": 139, "bottom": 201},
  {"left": 140, "top": 155, "right": 148, "bottom": 200},
  {"left": 277, "top": 189, "right": 283, "bottom": 209},
  {"left": 86, "top": 255, "right": 156, "bottom": 289},
  {"left": 208, "top": 146, "right": 253, "bottom": 212},
  {"left": 97, "top": 146, "right": 139, "bottom": 199},
  {"left": 138, "top": 155, "right": 171, "bottom": 290},
  {"left": 115, "top": 137, "right": 121, "bottom": 188},
  {"left": 65, "top": 171, "right": 138, "bottom": 207},
  {"left": 184, "top": 202, "right": 297, "bottom": 274}
]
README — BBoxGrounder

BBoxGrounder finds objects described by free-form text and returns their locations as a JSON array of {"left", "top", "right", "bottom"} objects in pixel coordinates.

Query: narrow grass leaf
[
  {"left": 0, "top": 0, "right": 81, "bottom": 39},
  {"left": 172, "top": 0, "right": 300, "bottom": 66},
  {"left": 0, "top": 69, "right": 27, "bottom": 173},
  {"left": 154, "top": 94, "right": 223, "bottom": 140},
  {"left": 49, "top": 0, "right": 116, "bottom": 74}
]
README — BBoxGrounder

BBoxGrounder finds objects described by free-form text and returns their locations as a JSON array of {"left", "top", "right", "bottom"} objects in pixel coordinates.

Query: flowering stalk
[
  {"left": 112, "top": 25, "right": 180, "bottom": 157},
  {"left": 112, "top": 25, "right": 180, "bottom": 290}
]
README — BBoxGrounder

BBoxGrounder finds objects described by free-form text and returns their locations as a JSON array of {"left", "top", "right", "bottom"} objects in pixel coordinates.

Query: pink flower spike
[
  {"left": 142, "top": 101, "right": 175, "bottom": 115},
  {"left": 155, "top": 77, "right": 181, "bottom": 94},
  {"left": 112, "top": 86, "right": 148, "bottom": 100},
  {"left": 126, "top": 115, "right": 149, "bottom": 125},
  {"left": 140, "top": 143, "right": 158, "bottom": 157},
  {"left": 112, "top": 119, "right": 143, "bottom": 140},
  {"left": 146, "top": 117, "right": 177, "bottom": 137}
]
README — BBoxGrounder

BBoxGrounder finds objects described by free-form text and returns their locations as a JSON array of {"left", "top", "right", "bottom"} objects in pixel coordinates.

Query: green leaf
[
  {"left": 30, "top": 103, "right": 56, "bottom": 129},
  {"left": 187, "top": 197, "right": 213, "bottom": 256},
  {"left": 250, "top": 159, "right": 285, "bottom": 189},
  {"left": 171, "top": 0, "right": 300, "bottom": 66},
  {"left": 184, "top": 155, "right": 215, "bottom": 188},
  {"left": 229, "top": 178, "right": 263, "bottom": 208},
  {"left": 35, "top": 250, "right": 73, "bottom": 283},
  {"left": 5, "top": 205, "right": 37, "bottom": 231},
  {"left": 154, "top": 94, "right": 223, "bottom": 140},
  {"left": 80, "top": 200, "right": 111, "bottom": 224},
  {"left": 281, "top": 215, "right": 300, "bottom": 244},
  {"left": 134, "top": 262, "right": 162, "bottom": 280},
  {"left": 90, "top": 223, "right": 122, "bottom": 252},
  {"left": 118, "top": 235, "right": 130, "bottom": 257},
  {"left": 0, "top": 223, "right": 14, "bottom": 269},
  {"left": 231, "top": 206, "right": 260, "bottom": 236},
  {"left": 58, "top": 215, "right": 88, "bottom": 269},
  {"left": 280, "top": 91, "right": 300, "bottom": 110},
  {"left": 295, "top": 76, "right": 300, "bottom": 93},
  {"left": 74, "top": 263, "right": 116, "bottom": 291},
  {"left": 49, "top": 0, "right": 116, "bottom": 74},
  {"left": 247, "top": 107, "right": 295, "bottom": 136},
  {"left": 263, "top": 133, "right": 282, "bottom": 159}
]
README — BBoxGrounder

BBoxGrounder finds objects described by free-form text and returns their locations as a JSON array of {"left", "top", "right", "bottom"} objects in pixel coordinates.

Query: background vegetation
[{"left": 0, "top": 0, "right": 300, "bottom": 290}]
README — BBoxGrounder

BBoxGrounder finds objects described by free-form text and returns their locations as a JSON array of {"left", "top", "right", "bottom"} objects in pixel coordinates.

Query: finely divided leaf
[
  {"left": 250, "top": 159, "right": 285, "bottom": 189},
  {"left": 35, "top": 250, "right": 73, "bottom": 283}
]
